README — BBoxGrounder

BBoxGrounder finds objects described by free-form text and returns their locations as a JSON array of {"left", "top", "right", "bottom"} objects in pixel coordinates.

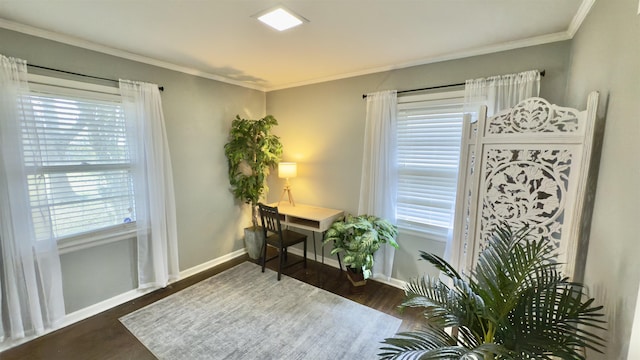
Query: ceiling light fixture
[{"left": 256, "top": 6, "right": 307, "bottom": 31}]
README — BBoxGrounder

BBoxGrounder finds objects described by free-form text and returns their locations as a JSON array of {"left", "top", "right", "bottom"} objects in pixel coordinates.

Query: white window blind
[
  {"left": 396, "top": 92, "right": 464, "bottom": 242},
  {"left": 21, "top": 85, "right": 136, "bottom": 241}
]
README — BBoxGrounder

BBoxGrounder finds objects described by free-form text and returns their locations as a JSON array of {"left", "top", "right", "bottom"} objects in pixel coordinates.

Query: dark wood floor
[{"left": 0, "top": 251, "right": 424, "bottom": 360}]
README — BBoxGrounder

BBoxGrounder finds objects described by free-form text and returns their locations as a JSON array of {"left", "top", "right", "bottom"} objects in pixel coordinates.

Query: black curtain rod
[
  {"left": 27, "top": 64, "right": 164, "bottom": 92},
  {"left": 362, "top": 69, "right": 545, "bottom": 99}
]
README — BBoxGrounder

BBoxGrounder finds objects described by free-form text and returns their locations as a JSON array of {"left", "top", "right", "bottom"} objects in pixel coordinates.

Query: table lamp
[{"left": 278, "top": 162, "right": 297, "bottom": 206}]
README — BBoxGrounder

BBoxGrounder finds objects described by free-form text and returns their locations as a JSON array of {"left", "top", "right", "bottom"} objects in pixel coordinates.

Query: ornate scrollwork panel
[
  {"left": 462, "top": 149, "right": 476, "bottom": 259},
  {"left": 488, "top": 98, "right": 581, "bottom": 134},
  {"left": 452, "top": 92, "right": 598, "bottom": 280},
  {"left": 478, "top": 148, "right": 574, "bottom": 254}
]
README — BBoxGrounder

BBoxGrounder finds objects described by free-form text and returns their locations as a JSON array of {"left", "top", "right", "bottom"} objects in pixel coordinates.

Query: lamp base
[{"left": 278, "top": 185, "right": 295, "bottom": 207}]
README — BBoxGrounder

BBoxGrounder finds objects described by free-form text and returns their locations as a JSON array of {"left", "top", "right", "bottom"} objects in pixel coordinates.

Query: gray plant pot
[{"left": 244, "top": 227, "right": 265, "bottom": 260}]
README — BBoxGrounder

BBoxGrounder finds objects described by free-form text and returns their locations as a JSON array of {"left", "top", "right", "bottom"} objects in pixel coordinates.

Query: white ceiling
[{"left": 0, "top": 0, "right": 592, "bottom": 91}]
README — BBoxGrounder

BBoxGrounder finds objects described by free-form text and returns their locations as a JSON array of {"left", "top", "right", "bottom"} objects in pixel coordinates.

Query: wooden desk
[
  {"left": 271, "top": 203, "right": 343, "bottom": 233},
  {"left": 268, "top": 202, "right": 344, "bottom": 266}
]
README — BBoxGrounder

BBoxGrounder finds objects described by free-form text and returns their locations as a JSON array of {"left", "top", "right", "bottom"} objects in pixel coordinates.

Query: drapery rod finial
[
  {"left": 27, "top": 64, "right": 165, "bottom": 92},
  {"left": 362, "top": 69, "right": 545, "bottom": 99}
]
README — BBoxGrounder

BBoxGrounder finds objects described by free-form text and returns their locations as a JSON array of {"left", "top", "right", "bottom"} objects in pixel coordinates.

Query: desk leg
[
  {"left": 313, "top": 231, "right": 323, "bottom": 286},
  {"left": 314, "top": 232, "right": 341, "bottom": 284},
  {"left": 312, "top": 232, "right": 317, "bottom": 263},
  {"left": 322, "top": 240, "right": 342, "bottom": 272}
]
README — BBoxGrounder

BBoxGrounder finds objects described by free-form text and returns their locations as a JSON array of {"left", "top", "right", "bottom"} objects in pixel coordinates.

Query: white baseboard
[
  {"left": 65, "top": 248, "right": 248, "bottom": 324},
  {"left": 0, "top": 286, "right": 157, "bottom": 353},
  {"left": 1, "top": 246, "right": 406, "bottom": 353},
  {"left": 66, "top": 248, "right": 248, "bottom": 324},
  {"left": 286, "top": 247, "right": 406, "bottom": 290},
  {"left": 0, "top": 248, "right": 248, "bottom": 353},
  {"left": 179, "top": 248, "right": 247, "bottom": 279},
  {"left": 288, "top": 246, "right": 342, "bottom": 269},
  {"left": 372, "top": 274, "right": 407, "bottom": 289}
]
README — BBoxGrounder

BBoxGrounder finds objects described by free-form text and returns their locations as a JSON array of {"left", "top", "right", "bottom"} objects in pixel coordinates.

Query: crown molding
[
  {"left": 0, "top": 18, "right": 266, "bottom": 92},
  {"left": 2, "top": 0, "right": 594, "bottom": 94},
  {"left": 267, "top": 31, "right": 572, "bottom": 91},
  {"left": 568, "top": 0, "right": 596, "bottom": 37}
]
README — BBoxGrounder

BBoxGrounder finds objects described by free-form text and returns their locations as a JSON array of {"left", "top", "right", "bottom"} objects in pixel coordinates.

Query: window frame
[
  {"left": 396, "top": 89, "right": 465, "bottom": 242},
  {"left": 25, "top": 74, "right": 137, "bottom": 254}
]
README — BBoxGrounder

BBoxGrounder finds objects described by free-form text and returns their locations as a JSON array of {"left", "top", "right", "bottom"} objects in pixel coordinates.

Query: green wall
[
  {"left": 565, "top": 0, "right": 640, "bottom": 358},
  {"left": 265, "top": 41, "right": 572, "bottom": 282},
  {"left": 0, "top": 28, "right": 265, "bottom": 312}
]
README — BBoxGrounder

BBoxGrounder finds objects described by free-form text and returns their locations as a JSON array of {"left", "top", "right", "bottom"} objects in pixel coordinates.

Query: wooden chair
[{"left": 258, "top": 203, "right": 307, "bottom": 280}]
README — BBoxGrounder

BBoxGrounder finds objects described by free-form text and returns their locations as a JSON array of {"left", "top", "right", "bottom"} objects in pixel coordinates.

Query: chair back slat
[
  {"left": 257, "top": 203, "right": 308, "bottom": 281},
  {"left": 258, "top": 203, "right": 282, "bottom": 236}
]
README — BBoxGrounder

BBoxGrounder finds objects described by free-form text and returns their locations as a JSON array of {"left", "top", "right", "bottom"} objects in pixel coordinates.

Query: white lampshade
[{"left": 278, "top": 162, "right": 297, "bottom": 179}]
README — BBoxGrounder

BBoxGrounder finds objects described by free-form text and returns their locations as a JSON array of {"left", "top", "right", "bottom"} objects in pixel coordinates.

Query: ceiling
[{"left": 0, "top": 0, "right": 592, "bottom": 91}]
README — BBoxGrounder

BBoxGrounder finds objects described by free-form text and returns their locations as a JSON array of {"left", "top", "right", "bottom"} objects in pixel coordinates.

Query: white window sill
[{"left": 57, "top": 223, "right": 137, "bottom": 254}]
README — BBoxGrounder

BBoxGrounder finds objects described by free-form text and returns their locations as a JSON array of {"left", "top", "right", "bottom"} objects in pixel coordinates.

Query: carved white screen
[{"left": 451, "top": 93, "right": 600, "bottom": 280}]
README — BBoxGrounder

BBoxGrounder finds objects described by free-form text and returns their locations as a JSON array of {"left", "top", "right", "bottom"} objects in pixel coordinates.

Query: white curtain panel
[
  {"left": 0, "top": 55, "right": 65, "bottom": 341},
  {"left": 358, "top": 90, "right": 398, "bottom": 281},
  {"left": 120, "top": 80, "right": 179, "bottom": 289},
  {"left": 463, "top": 70, "right": 541, "bottom": 122},
  {"left": 447, "top": 69, "right": 541, "bottom": 265}
]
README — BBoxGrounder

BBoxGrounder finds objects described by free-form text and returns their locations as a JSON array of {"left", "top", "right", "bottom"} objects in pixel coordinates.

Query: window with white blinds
[
  {"left": 22, "top": 84, "right": 136, "bottom": 241},
  {"left": 396, "top": 91, "right": 464, "bottom": 242}
]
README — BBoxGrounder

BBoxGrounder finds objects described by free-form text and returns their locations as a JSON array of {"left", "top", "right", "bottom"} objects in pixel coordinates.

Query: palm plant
[{"left": 379, "top": 223, "right": 605, "bottom": 360}]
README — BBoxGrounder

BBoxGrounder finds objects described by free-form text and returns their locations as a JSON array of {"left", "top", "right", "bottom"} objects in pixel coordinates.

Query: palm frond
[
  {"left": 403, "top": 276, "right": 482, "bottom": 336},
  {"left": 473, "top": 223, "right": 560, "bottom": 323},
  {"left": 380, "top": 330, "right": 512, "bottom": 360},
  {"left": 502, "top": 283, "right": 606, "bottom": 358},
  {"left": 402, "top": 276, "right": 461, "bottom": 327},
  {"left": 420, "top": 251, "right": 462, "bottom": 281},
  {"left": 379, "top": 329, "right": 462, "bottom": 360},
  {"left": 381, "top": 222, "right": 606, "bottom": 359}
]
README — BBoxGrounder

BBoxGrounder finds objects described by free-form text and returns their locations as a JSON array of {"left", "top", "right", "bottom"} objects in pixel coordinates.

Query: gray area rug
[{"left": 120, "top": 262, "right": 402, "bottom": 359}]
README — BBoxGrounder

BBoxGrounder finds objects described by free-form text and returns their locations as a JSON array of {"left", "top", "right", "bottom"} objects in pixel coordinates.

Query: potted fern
[
  {"left": 224, "top": 114, "right": 283, "bottom": 259},
  {"left": 323, "top": 214, "right": 398, "bottom": 287},
  {"left": 379, "top": 223, "right": 606, "bottom": 360}
]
